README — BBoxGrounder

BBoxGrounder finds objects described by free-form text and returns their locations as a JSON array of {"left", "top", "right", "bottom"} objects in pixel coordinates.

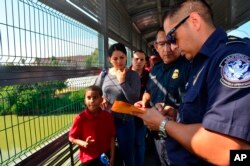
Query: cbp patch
[
  {"left": 220, "top": 54, "right": 250, "bottom": 88},
  {"left": 172, "top": 69, "right": 179, "bottom": 79}
]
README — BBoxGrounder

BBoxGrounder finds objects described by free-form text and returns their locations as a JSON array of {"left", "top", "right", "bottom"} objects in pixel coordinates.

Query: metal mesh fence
[
  {"left": 0, "top": 0, "right": 101, "bottom": 164},
  {"left": 0, "top": 0, "right": 103, "bottom": 67},
  {"left": 0, "top": 76, "right": 97, "bottom": 165}
]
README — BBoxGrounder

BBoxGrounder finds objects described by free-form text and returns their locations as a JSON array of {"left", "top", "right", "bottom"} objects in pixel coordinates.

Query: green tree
[
  {"left": 15, "top": 89, "right": 39, "bottom": 115},
  {"left": 0, "top": 81, "right": 68, "bottom": 115},
  {"left": 0, "top": 86, "right": 17, "bottom": 114},
  {"left": 85, "top": 48, "right": 99, "bottom": 67},
  {"left": 51, "top": 56, "right": 58, "bottom": 66},
  {"left": 34, "top": 57, "right": 41, "bottom": 66}
]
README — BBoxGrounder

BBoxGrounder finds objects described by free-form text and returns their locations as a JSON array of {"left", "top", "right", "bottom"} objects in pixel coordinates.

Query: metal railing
[
  {"left": 0, "top": 0, "right": 103, "bottom": 68},
  {"left": 0, "top": 0, "right": 101, "bottom": 165},
  {"left": 16, "top": 132, "right": 80, "bottom": 166},
  {"left": 0, "top": 0, "right": 145, "bottom": 165},
  {"left": 0, "top": 76, "right": 97, "bottom": 165}
]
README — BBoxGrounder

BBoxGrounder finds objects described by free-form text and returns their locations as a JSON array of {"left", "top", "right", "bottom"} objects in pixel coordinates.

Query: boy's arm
[
  {"left": 69, "top": 137, "right": 87, "bottom": 147},
  {"left": 109, "top": 137, "right": 115, "bottom": 166},
  {"left": 69, "top": 136, "right": 94, "bottom": 148}
]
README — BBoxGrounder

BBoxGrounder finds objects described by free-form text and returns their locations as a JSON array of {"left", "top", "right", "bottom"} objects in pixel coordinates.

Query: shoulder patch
[
  {"left": 220, "top": 54, "right": 250, "bottom": 88},
  {"left": 226, "top": 35, "right": 247, "bottom": 45}
]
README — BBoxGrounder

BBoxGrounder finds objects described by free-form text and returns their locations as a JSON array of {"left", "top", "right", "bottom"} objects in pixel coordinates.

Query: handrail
[{"left": 16, "top": 132, "right": 79, "bottom": 166}]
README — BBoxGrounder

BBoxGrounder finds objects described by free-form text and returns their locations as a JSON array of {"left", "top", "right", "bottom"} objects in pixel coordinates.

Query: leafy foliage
[
  {"left": 0, "top": 81, "right": 85, "bottom": 115},
  {"left": 0, "top": 86, "right": 17, "bottom": 114},
  {"left": 85, "top": 48, "right": 99, "bottom": 67}
]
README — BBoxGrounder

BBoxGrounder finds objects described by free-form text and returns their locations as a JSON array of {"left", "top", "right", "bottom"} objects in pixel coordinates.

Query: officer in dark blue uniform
[
  {"left": 147, "top": 55, "right": 189, "bottom": 110},
  {"left": 136, "top": 27, "right": 190, "bottom": 166},
  {"left": 135, "top": 1, "right": 250, "bottom": 166}
]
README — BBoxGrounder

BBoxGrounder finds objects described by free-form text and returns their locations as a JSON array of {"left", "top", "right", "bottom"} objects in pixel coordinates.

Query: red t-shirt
[{"left": 69, "top": 109, "right": 115, "bottom": 163}]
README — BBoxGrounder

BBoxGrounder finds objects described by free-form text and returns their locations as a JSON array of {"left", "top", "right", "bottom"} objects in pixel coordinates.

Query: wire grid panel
[
  {"left": 0, "top": 0, "right": 102, "bottom": 165},
  {"left": 0, "top": 76, "right": 98, "bottom": 165},
  {"left": 0, "top": 0, "right": 104, "bottom": 68}
]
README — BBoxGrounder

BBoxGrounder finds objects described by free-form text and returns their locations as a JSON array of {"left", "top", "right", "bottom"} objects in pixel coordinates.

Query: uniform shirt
[
  {"left": 146, "top": 57, "right": 190, "bottom": 144},
  {"left": 146, "top": 57, "right": 190, "bottom": 109},
  {"left": 69, "top": 109, "right": 115, "bottom": 163},
  {"left": 169, "top": 28, "right": 250, "bottom": 165}
]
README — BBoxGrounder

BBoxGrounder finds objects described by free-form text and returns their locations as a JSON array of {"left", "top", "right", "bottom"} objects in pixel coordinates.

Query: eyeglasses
[{"left": 166, "top": 15, "right": 190, "bottom": 44}]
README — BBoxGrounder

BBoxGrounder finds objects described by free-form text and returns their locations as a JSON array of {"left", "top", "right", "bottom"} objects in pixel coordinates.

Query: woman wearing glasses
[{"left": 135, "top": 27, "right": 190, "bottom": 166}]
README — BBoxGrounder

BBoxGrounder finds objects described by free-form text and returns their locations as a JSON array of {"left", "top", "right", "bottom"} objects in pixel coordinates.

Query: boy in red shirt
[{"left": 69, "top": 85, "right": 115, "bottom": 166}]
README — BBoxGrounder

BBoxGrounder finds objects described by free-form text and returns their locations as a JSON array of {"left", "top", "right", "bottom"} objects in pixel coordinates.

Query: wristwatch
[{"left": 158, "top": 118, "right": 169, "bottom": 138}]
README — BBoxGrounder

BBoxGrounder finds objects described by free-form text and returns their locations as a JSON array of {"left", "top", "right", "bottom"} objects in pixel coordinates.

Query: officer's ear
[
  {"left": 154, "top": 42, "right": 158, "bottom": 51},
  {"left": 189, "top": 12, "right": 201, "bottom": 31},
  {"left": 153, "top": 42, "right": 156, "bottom": 48}
]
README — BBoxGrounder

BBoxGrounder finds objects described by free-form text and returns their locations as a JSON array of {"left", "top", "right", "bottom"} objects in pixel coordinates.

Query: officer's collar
[
  {"left": 162, "top": 58, "right": 180, "bottom": 70},
  {"left": 199, "top": 27, "right": 227, "bottom": 58},
  {"left": 163, "top": 63, "right": 172, "bottom": 70}
]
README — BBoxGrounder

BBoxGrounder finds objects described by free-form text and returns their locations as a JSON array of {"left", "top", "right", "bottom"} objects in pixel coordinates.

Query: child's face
[{"left": 85, "top": 90, "right": 103, "bottom": 112}]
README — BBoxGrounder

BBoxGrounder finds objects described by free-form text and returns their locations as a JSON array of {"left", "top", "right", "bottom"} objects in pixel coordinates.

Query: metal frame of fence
[
  {"left": 0, "top": 0, "right": 101, "bottom": 165},
  {"left": 0, "top": 0, "right": 146, "bottom": 165}
]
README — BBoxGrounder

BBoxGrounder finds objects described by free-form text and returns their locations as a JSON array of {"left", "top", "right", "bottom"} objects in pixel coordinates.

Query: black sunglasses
[{"left": 166, "top": 15, "right": 190, "bottom": 44}]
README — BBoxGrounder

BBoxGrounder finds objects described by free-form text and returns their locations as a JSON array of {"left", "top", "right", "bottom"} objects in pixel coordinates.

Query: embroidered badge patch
[
  {"left": 220, "top": 54, "right": 250, "bottom": 88},
  {"left": 172, "top": 69, "right": 179, "bottom": 79}
]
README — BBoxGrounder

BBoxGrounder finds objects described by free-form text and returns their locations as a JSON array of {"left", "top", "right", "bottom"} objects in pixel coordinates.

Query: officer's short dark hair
[
  {"left": 155, "top": 27, "right": 164, "bottom": 41},
  {"left": 165, "top": 0, "right": 214, "bottom": 26}
]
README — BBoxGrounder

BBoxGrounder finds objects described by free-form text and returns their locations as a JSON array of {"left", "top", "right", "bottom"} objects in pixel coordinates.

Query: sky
[
  {"left": 0, "top": 0, "right": 250, "bottom": 65},
  {"left": 0, "top": 0, "right": 100, "bottom": 64},
  {"left": 227, "top": 21, "right": 250, "bottom": 38}
]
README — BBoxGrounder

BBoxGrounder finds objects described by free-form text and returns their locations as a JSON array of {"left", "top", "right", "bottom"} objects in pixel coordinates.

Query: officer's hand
[
  {"left": 133, "top": 107, "right": 165, "bottom": 131},
  {"left": 134, "top": 100, "right": 147, "bottom": 108},
  {"left": 155, "top": 103, "right": 177, "bottom": 121}
]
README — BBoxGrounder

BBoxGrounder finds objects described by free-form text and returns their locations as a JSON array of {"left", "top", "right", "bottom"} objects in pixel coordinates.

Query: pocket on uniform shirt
[
  {"left": 183, "top": 89, "right": 199, "bottom": 103},
  {"left": 180, "top": 89, "right": 204, "bottom": 123}
]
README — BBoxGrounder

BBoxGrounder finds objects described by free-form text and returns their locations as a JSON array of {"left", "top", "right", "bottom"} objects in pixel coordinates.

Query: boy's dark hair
[
  {"left": 108, "top": 43, "right": 127, "bottom": 57},
  {"left": 86, "top": 85, "right": 103, "bottom": 96}
]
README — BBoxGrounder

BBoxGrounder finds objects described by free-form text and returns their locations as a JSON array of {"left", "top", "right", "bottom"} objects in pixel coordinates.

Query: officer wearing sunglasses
[{"left": 134, "top": 0, "right": 250, "bottom": 165}]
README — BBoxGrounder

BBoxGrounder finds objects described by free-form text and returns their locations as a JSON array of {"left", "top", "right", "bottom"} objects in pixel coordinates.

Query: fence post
[{"left": 69, "top": 142, "right": 74, "bottom": 166}]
